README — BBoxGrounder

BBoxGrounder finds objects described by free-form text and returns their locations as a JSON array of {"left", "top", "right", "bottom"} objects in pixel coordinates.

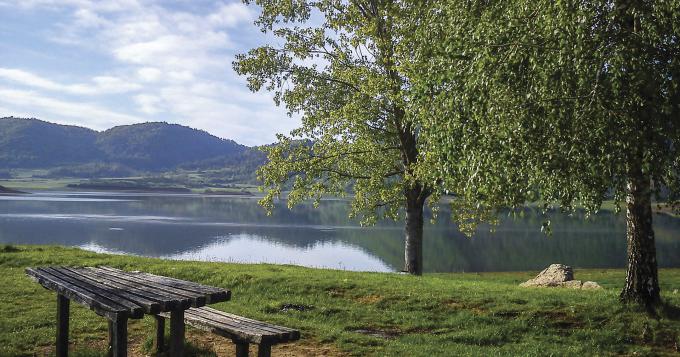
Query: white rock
[
  {"left": 560, "top": 280, "right": 583, "bottom": 289},
  {"left": 520, "top": 264, "right": 574, "bottom": 287},
  {"left": 581, "top": 281, "right": 602, "bottom": 290}
]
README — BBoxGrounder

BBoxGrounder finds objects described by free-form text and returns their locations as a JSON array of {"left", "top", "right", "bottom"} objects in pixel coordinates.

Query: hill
[
  {"left": 0, "top": 117, "right": 266, "bottom": 180},
  {"left": 97, "top": 122, "right": 248, "bottom": 170},
  {"left": 0, "top": 117, "right": 102, "bottom": 168}
]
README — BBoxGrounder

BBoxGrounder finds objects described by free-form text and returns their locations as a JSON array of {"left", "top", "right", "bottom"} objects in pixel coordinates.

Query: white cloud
[
  {"left": 208, "top": 2, "right": 253, "bottom": 28},
  {"left": 0, "top": 67, "right": 141, "bottom": 95},
  {"left": 0, "top": 0, "right": 299, "bottom": 145},
  {"left": 0, "top": 87, "right": 141, "bottom": 128},
  {"left": 134, "top": 94, "right": 161, "bottom": 114},
  {"left": 136, "top": 67, "right": 162, "bottom": 82}
]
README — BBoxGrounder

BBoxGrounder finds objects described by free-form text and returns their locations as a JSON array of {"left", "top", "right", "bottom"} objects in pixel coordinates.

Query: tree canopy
[
  {"left": 234, "top": 0, "right": 452, "bottom": 274},
  {"left": 407, "top": 0, "right": 680, "bottom": 305}
]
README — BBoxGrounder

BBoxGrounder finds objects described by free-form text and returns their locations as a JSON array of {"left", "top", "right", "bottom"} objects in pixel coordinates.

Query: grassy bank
[{"left": 1, "top": 245, "right": 679, "bottom": 356}]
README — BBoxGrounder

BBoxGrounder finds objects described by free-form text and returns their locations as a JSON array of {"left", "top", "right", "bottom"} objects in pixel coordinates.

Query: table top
[{"left": 25, "top": 266, "right": 231, "bottom": 320}]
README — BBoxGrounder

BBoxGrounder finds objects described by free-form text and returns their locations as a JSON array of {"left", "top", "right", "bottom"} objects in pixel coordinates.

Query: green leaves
[
  {"left": 406, "top": 0, "right": 680, "bottom": 219},
  {"left": 235, "top": 0, "right": 433, "bottom": 226}
]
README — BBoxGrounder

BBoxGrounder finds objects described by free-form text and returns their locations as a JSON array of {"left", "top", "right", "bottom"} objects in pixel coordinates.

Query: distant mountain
[
  {"left": 0, "top": 117, "right": 266, "bottom": 175},
  {"left": 97, "top": 122, "right": 248, "bottom": 170},
  {"left": 0, "top": 117, "right": 102, "bottom": 168}
]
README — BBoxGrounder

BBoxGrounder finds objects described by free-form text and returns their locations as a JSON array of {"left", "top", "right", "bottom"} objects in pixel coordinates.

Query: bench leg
[
  {"left": 153, "top": 315, "right": 165, "bottom": 354},
  {"left": 56, "top": 294, "right": 69, "bottom": 357},
  {"left": 257, "top": 343, "right": 272, "bottom": 357},
  {"left": 234, "top": 340, "right": 249, "bottom": 357},
  {"left": 109, "top": 315, "right": 128, "bottom": 357},
  {"left": 169, "top": 310, "right": 185, "bottom": 357}
]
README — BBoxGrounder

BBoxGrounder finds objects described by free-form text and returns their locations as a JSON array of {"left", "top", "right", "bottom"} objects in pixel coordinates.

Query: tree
[
  {"left": 233, "top": 0, "right": 444, "bottom": 274},
  {"left": 408, "top": 1, "right": 680, "bottom": 306}
]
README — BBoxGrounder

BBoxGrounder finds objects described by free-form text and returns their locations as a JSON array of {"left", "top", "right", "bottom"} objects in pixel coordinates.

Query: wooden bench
[
  {"left": 25, "top": 266, "right": 230, "bottom": 357},
  {"left": 156, "top": 306, "right": 300, "bottom": 357}
]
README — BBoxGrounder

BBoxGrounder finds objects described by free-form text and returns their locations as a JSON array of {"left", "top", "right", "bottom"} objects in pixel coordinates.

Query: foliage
[
  {"left": 1, "top": 246, "right": 680, "bottom": 356},
  {"left": 234, "top": 0, "right": 438, "bottom": 225},
  {"left": 406, "top": 1, "right": 680, "bottom": 221}
]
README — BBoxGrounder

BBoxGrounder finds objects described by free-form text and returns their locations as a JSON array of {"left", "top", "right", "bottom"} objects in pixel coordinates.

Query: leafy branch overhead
[{"left": 234, "top": 0, "right": 435, "bottom": 227}]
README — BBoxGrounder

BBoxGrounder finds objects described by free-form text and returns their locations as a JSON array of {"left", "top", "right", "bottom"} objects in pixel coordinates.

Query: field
[{"left": 1, "top": 245, "right": 679, "bottom": 356}]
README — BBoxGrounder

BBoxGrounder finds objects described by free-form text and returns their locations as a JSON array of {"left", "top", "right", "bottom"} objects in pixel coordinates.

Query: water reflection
[{"left": 0, "top": 191, "right": 679, "bottom": 272}]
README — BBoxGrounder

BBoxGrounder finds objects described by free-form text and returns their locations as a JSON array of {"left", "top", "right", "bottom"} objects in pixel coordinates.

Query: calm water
[{"left": 1, "top": 191, "right": 679, "bottom": 272}]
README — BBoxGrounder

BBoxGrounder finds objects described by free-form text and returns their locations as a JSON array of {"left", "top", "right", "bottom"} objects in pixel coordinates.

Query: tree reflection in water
[{"left": 0, "top": 192, "right": 679, "bottom": 272}]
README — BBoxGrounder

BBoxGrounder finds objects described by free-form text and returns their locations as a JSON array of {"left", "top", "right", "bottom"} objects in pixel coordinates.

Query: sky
[{"left": 0, "top": 0, "right": 298, "bottom": 146}]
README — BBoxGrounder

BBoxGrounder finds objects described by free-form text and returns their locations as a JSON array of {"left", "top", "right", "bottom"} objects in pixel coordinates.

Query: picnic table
[{"left": 25, "top": 266, "right": 231, "bottom": 357}]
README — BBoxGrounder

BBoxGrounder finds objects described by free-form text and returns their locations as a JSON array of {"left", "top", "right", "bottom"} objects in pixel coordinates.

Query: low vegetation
[{"left": 1, "top": 245, "right": 679, "bottom": 356}]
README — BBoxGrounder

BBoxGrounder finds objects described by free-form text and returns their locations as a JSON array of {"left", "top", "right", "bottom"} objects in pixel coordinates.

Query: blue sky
[{"left": 0, "top": 0, "right": 297, "bottom": 145}]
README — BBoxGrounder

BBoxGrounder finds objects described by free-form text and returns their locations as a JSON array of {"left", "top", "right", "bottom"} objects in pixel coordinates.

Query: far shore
[{"left": 0, "top": 185, "right": 28, "bottom": 195}]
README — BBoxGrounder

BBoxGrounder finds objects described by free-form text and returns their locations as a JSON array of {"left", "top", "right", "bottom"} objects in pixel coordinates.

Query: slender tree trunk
[
  {"left": 620, "top": 168, "right": 661, "bottom": 306},
  {"left": 404, "top": 187, "right": 425, "bottom": 275}
]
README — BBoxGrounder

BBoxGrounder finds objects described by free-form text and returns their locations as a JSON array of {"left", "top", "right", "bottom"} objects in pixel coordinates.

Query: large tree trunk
[
  {"left": 620, "top": 169, "right": 661, "bottom": 306},
  {"left": 404, "top": 187, "right": 425, "bottom": 275}
]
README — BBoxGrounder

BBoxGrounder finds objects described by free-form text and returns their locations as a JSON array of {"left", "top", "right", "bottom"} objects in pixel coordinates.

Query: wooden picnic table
[{"left": 25, "top": 266, "right": 231, "bottom": 357}]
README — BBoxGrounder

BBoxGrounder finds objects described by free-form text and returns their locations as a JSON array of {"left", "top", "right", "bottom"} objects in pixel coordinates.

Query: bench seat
[{"left": 157, "top": 306, "right": 300, "bottom": 357}]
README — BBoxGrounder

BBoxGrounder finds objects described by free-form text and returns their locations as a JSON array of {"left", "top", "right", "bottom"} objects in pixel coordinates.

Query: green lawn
[{"left": 1, "top": 245, "right": 679, "bottom": 356}]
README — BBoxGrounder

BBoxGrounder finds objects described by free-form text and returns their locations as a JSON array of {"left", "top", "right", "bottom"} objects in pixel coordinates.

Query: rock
[
  {"left": 520, "top": 264, "right": 574, "bottom": 287},
  {"left": 520, "top": 264, "right": 602, "bottom": 290},
  {"left": 560, "top": 280, "right": 583, "bottom": 289},
  {"left": 582, "top": 281, "right": 602, "bottom": 290}
]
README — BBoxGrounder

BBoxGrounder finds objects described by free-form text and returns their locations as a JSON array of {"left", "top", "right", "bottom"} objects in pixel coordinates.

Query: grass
[{"left": 1, "top": 245, "right": 680, "bottom": 356}]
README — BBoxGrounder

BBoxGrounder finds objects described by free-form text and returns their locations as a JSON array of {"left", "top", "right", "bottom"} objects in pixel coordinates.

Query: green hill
[
  {"left": 97, "top": 122, "right": 249, "bottom": 170},
  {"left": 0, "top": 117, "right": 266, "bottom": 178},
  {"left": 0, "top": 117, "right": 102, "bottom": 168}
]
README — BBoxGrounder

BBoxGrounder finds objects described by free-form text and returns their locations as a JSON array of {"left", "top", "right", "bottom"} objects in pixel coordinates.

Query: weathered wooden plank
[
  {"left": 187, "top": 307, "right": 298, "bottom": 341},
  {"left": 100, "top": 267, "right": 230, "bottom": 303},
  {"left": 171, "top": 310, "right": 287, "bottom": 344},
  {"left": 190, "top": 307, "right": 298, "bottom": 337},
  {"left": 135, "top": 273, "right": 229, "bottom": 299},
  {"left": 90, "top": 267, "right": 206, "bottom": 307},
  {"left": 160, "top": 307, "right": 299, "bottom": 344},
  {"left": 46, "top": 267, "right": 145, "bottom": 318},
  {"left": 56, "top": 294, "right": 69, "bottom": 357},
  {"left": 83, "top": 268, "right": 190, "bottom": 310},
  {"left": 184, "top": 311, "right": 287, "bottom": 341},
  {"left": 26, "top": 268, "right": 126, "bottom": 320},
  {"left": 185, "top": 311, "right": 273, "bottom": 338},
  {"left": 72, "top": 268, "right": 169, "bottom": 312},
  {"left": 169, "top": 310, "right": 185, "bottom": 357},
  {"left": 104, "top": 267, "right": 225, "bottom": 293},
  {"left": 161, "top": 311, "right": 265, "bottom": 344}
]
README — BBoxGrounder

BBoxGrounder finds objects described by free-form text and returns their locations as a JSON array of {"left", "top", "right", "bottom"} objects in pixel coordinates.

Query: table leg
[
  {"left": 109, "top": 314, "right": 128, "bottom": 357},
  {"left": 56, "top": 294, "right": 69, "bottom": 357},
  {"left": 234, "top": 340, "right": 249, "bottom": 357},
  {"left": 153, "top": 315, "right": 165, "bottom": 353},
  {"left": 169, "top": 310, "right": 185, "bottom": 357},
  {"left": 257, "top": 343, "right": 272, "bottom": 357}
]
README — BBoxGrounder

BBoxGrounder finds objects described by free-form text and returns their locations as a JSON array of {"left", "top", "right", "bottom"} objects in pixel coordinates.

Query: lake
[{"left": 1, "top": 191, "right": 679, "bottom": 273}]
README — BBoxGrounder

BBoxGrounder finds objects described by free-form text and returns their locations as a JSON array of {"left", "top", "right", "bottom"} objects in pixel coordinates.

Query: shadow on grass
[
  {"left": 143, "top": 335, "right": 217, "bottom": 357},
  {"left": 658, "top": 301, "right": 680, "bottom": 321},
  {"left": 0, "top": 244, "right": 21, "bottom": 253}
]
